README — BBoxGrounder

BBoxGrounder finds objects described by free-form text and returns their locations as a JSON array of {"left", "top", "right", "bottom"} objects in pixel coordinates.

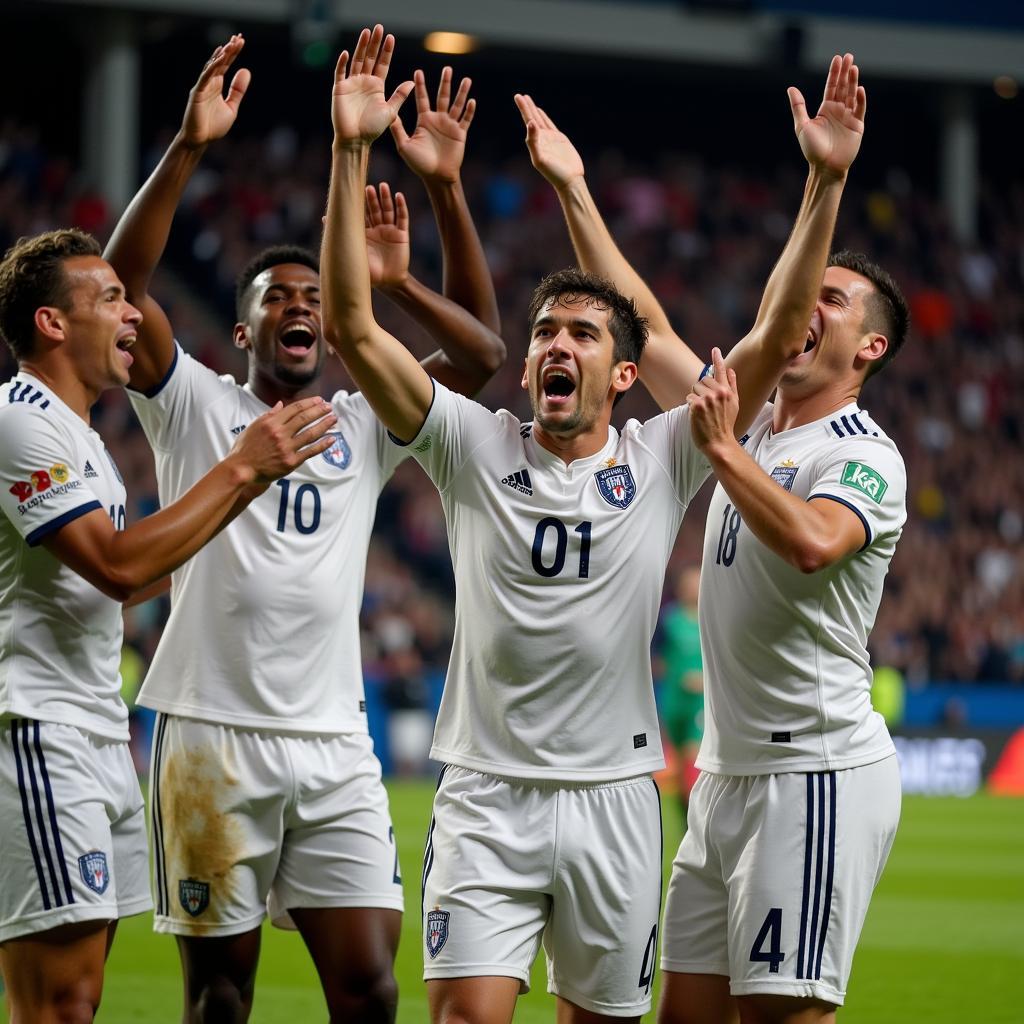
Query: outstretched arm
[
  {"left": 321, "top": 26, "right": 430, "bottom": 443},
  {"left": 392, "top": 67, "right": 501, "bottom": 333},
  {"left": 44, "top": 398, "right": 336, "bottom": 601},
  {"left": 365, "top": 182, "right": 505, "bottom": 396},
  {"left": 104, "top": 36, "right": 250, "bottom": 393},
  {"left": 515, "top": 92, "right": 703, "bottom": 409}
]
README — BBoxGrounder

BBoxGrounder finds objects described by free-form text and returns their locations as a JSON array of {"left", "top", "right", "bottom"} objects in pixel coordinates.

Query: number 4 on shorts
[{"left": 749, "top": 907, "right": 785, "bottom": 974}]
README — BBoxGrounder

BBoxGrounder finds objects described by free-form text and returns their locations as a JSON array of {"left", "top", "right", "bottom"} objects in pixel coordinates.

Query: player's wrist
[
  {"left": 806, "top": 162, "right": 848, "bottom": 187},
  {"left": 172, "top": 129, "right": 211, "bottom": 157},
  {"left": 220, "top": 451, "right": 258, "bottom": 489}
]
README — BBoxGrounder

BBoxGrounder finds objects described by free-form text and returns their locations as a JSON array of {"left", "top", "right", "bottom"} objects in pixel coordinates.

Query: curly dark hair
[
  {"left": 235, "top": 245, "right": 320, "bottom": 321},
  {"left": 0, "top": 229, "right": 102, "bottom": 360},
  {"left": 527, "top": 268, "right": 648, "bottom": 368},
  {"left": 828, "top": 250, "right": 910, "bottom": 380}
]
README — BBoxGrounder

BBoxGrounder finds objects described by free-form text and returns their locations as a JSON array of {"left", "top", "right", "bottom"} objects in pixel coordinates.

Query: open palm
[
  {"left": 332, "top": 26, "right": 413, "bottom": 145},
  {"left": 514, "top": 94, "right": 585, "bottom": 189},
  {"left": 789, "top": 53, "right": 866, "bottom": 178},
  {"left": 365, "top": 183, "right": 410, "bottom": 289},
  {"left": 391, "top": 68, "right": 476, "bottom": 183},
  {"left": 182, "top": 35, "right": 250, "bottom": 147}
]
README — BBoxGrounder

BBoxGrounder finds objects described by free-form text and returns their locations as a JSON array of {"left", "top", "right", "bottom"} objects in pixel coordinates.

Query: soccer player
[
  {"left": 320, "top": 27, "right": 839, "bottom": 1023},
  {"left": 0, "top": 229, "right": 336, "bottom": 1021},
  {"left": 517, "top": 49, "right": 900, "bottom": 1024},
  {"left": 102, "top": 37, "right": 504, "bottom": 1023}
]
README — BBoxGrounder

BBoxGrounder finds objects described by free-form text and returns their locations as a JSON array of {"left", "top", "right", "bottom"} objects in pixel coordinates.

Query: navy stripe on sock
[
  {"left": 33, "top": 722, "right": 75, "bottom": 904},
  {"left": 12, "top": 721, "right": 51, "bottom": 910}
]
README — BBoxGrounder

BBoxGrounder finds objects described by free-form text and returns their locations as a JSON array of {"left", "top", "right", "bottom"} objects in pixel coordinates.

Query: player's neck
[
  {"left": 773, "top": 380, "right": 862, "bottom": 433},
  {"left": 247, "top": 371, "right": 323, "bottom": 409},
  {"left": 19, "top": 361, "right": 96, "bottom": 424},
  {"left": 532, "top": 420, "right": 609, "bottom": 465}
]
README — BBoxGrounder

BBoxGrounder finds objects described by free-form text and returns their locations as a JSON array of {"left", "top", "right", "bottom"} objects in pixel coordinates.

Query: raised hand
[
  {"left": 788, "top": 53, "right": 866, "bottom": 179},
  {"left": 686, "top": 348, "right": 739, "bottom": 454},
  {"left": 514, "top": 93, "right": 585, "bottom": 190},
  {"left": 229, "top": 397, "right": 338, "bottom": 484},
  {"left": 180, "top": 34, "right": 250, "bottom": 149},
  {"left": 391, "top": 68, "right": 476, "bottom": 183},
  {"left": 365, "top": 183, "right": 410, "bottom": 289},
  {"left": 332, "top": 25, "right": 413, "bottom": 146}
]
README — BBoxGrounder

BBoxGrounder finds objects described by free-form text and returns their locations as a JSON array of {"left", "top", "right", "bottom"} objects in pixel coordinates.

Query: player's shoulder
[
  {"left": 0, "top": 381, "right": 63, "bottom": 442},
  {"left": 821, "top": 407, "right": 903, "bottom": 462}
]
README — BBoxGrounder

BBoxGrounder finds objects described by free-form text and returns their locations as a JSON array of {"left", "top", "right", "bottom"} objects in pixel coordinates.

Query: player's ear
[
  {"left": 520, "top": 356, "right": 529, "bottom": 392},
  {"left": 857, "top": 332, "right": 888, "bottom": 371},
  {"left": 610, "top": 360, "right": 638, "bottom": 396},
  {"left": 34, "top": 306, "right": 67, "bottom": 347},
  {"left": 233, "top": 323, "right": 251, "bottom": 351}
]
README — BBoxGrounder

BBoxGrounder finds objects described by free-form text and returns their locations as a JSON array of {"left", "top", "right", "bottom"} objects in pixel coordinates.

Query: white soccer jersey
[
  {"left": 128, "top": 346, "right": 407, "bottom": 733},
  {"left": 0, "top": 373, "right": 128, "bottom": 740},
  {"left": 697, "top": 402, "right": 904, "bottom": 775},
  {"left": 406, "top": 380, "right": 711, "bottom": 782}
]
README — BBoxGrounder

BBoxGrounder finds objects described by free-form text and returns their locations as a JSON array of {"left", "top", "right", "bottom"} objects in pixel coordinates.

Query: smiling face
[
  {"left": 58, "top": 256, "right": 141, "bottom": 391},
  {"left": 235, "top": 263, "right": 325, "bottom": 391},
  {"left": 521, "top": 296, "right": 636, "bottom": 439},
  {"left": 779, "top": 266, "right": 889, "bottom": 398}
]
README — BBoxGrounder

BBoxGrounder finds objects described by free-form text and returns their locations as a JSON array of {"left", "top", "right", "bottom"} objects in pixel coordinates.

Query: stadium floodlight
[{"left": 424, "top": 31, "right": 478, "bottom": 54}]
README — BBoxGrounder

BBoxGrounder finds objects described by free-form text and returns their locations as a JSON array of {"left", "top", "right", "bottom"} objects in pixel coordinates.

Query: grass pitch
[{"left": 2, "top": 787, "right": 1021, "bottom": 1022}]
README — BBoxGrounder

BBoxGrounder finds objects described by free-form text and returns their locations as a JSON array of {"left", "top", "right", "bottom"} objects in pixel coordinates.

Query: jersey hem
[
  {"left": 430, "top": 748, "right": 666, "bottom": 783},
  {"left": 0, "top": 708, "right": 130, "bottom": 743},
  {"left": 807, "top": 492, "right": 872, "bottom": 551},
  {"left": 25, "top": 500, "right": 102, "bottom": 546},
  {"left": 694, "top": 744, "right": 896, "bottom": 776},
  {"left": 137, "top": 698, "right": 368, "bottom": 736}
]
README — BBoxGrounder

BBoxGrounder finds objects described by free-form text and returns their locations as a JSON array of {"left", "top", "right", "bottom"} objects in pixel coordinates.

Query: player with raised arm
[
  {"left": 0, "top": 229, "right": 335, "bottom": 1022},
  {"left": 320, "top": 26, "right": 838, "bottom": 1024},
  {"left": 515, "top": 53, "right": 865, "bottom": 423},
  {"left": 102, "top": 36, "right": 504, "bottom": 1024},
  {"left": 660, "top": 247, "right": 909, "bottom": 1024}
]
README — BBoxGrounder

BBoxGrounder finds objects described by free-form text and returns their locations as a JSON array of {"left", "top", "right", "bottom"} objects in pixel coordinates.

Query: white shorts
[
  {"left": 661, "top": 756, "right": 901, "bottom": 1006},
  {"left": 150, "top": 715, "right": 404, "bottom": 937},
  {"left": 0, "top": 719, "right": 151, "bottom": 942},
  {"left": 422, "top": 766, "right": 663, "bottom": 1018}
]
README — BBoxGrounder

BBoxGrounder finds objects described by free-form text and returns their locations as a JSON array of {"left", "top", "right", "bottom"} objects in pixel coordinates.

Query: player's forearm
[
  {"left": 557, "top": 177, "right": 704, "bottom": 409},
  {"left": 381, "top": 273, "right": 506, "bottom": 394},
  {"left": 703, "top": 438, "right": 834, "bottom": 574},
  {"left": 104, "top": 133, "right": 206, "bottom": 295},
  {"left": 106, "top": 457, "right": 255, "bottom": 597},
  {"left": 422, "top": 176, "right": 501, "bottom": 333}
]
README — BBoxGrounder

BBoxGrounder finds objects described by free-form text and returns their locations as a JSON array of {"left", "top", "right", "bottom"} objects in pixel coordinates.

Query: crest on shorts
[
  {"left": 78, "top": 851, "right": 109, "bottom": 894},
  {"left": 594, "top": 465, "right": 636, "bottom": 509},
  {"left": 321, "top": 430, "right": 352, "bottom": 470},
  {"left": 179, "top": 878, "right": 210, "bottom": 917},
  {"left": 426, "top": 907, "right": 450, "bottom": 959}
]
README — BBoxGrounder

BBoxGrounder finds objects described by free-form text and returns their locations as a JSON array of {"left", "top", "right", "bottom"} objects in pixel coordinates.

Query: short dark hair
[
  {"left": 235, "top": 245, "right": 319, "bottom": 320},
  {"left": 527, "top": 268, "right": 648, "bottom": 368},
  {"left": 828, "top": 250, "right": 910, "bottom": 380},
  {"left": 0, "top": 229, "right": 102, "bottom": 360}
]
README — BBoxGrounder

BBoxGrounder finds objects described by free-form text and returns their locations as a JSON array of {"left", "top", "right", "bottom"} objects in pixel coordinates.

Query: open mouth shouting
[
  {"left": 541, "top": 365, "right": 577, "bottom": 408},
  {"left": 115, "top": 331, "right": 136, "bottom": 369},
  {"left": 278, "top": 319, "right": 319, "bottom": 359}
]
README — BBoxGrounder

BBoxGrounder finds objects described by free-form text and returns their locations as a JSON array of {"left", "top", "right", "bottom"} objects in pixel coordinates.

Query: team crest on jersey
[
  {"left": 78, "top": 851, "right": 109, "bottom": 894},
  {"left": 322, "top": 430, "right": 352, "bottom": 470},
  {"left": 426, "top": 908, "right": 450, "bottom": 958},
  {"left": 179, "top": 878, "right": 210, "bottom": 917},
  {"left": 770, "top": 462, "right": 798, "bottom": 492},
  {"left": 594, "top": 464, "right": 636, "bottom": 509}
]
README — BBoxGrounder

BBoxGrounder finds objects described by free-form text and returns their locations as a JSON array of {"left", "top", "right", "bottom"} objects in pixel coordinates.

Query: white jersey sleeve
[
  {"left": 632, "top": 404, "right": 711, "bottom": 508},
  {"left": 0, "top": 378, "right": 128, "bottom": 739}
]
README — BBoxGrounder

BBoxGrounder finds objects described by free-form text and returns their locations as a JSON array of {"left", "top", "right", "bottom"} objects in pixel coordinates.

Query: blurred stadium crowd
[{"left": 1, "top": 111, "right": 1021, "bottom": 760}]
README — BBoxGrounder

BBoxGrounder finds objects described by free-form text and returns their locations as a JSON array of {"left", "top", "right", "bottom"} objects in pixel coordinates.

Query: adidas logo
[
  {"left": 519, "top": 423, "right": 532, "bottom": 439},
  {"left": 230, "top": 424, "right": 247, "bottom": 436},
  {"left": 501, "top": 468, "right": 533, "bottom": 496},
  {"left": 83, "top": 461, "right": 98, "bottom": 479}
]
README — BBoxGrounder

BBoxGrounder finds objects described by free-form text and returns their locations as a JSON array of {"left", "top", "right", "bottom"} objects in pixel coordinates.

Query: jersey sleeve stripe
[
  {"left": 132, "top": 343, "right": 180, "bottom": 399},
  {"left": 388, "top": 378, "right": 437, "bottom": 448},
  {"left": 829, "top": 419, "right": 849, "bottom": 438},
  {"left": 25, "top": 501, "right": 103, "bottom": 547},
  {"left": 807, "top": 493, "right": 872, "bottom": 551}
]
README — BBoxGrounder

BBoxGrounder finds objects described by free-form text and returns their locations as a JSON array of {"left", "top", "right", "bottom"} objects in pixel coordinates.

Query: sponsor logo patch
[
  {"left": 179, "top": 878, "right": 210, "bottom": 917},
  {"left": 83, "top": 460, "right": 98, "bottom": 479},
  {"left": 633, "top": 733, "right": 648, "bottom": 749},
  {"left": 413, "top": 435, "right": 432, "bottom": 454},
  {"left": 500, "top": 468, "right": 533, "bottom": 496},
  {"left": 840, "top": 461, "right": 887, "bottom": 504},
  {"left": 322, "top": 430, "right": 352, "bottom": 470},
  {"left": 79, "top": 851, "right": 109, "bottom": 894},
  {"left": 594, "top": 465, "right": 637, "bottom": 509},
  {"left": 426, "top": 907, "right": 450, "bottom": 959},
  {"left": 230, "top": 424, "right": 247, "bottom": 436}
]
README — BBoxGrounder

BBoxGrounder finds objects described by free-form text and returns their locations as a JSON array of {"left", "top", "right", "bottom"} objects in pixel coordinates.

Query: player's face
[
  {"left": 58, "top": 256, "right": 141, "bottom": 390},
  {"left": 522, "top": 298, "right": 621, "bottom": 436},
  {"left": 236, "top": 264, "right": 325, "bottom": 389},
  {"left": 779, "top": 266, "right": 881, "bottom": 394}
]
